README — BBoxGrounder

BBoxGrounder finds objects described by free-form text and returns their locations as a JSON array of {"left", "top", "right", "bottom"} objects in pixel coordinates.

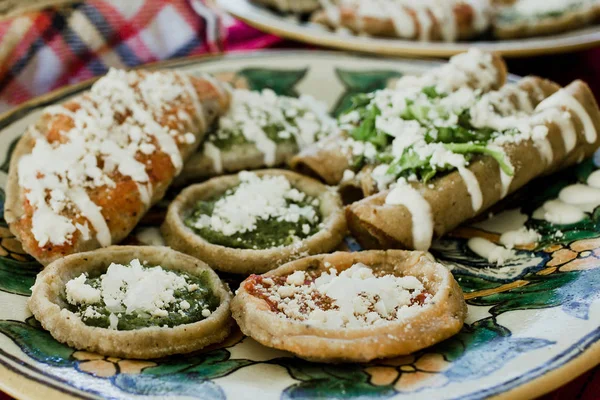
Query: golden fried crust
[
  {"left": 347, "top": 80, "right": 600, "bottom": 250},
  {"left": 28, "top": 246, "right": 233, "bottom": 359},
  {"left": 289, "top": 134, "right": 353, "bottom": 186},
  {"left": 162, "top": 169, "right": 348, "bottom": 274},
  {"left": 5, "top": 71, "right": 231, "bottom": 266},
  {"left": 231, "top": 250, "right": 467, "bottom": 363}
]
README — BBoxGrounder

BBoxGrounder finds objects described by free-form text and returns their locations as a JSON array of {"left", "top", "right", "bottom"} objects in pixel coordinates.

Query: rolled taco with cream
[
  {"left": 5, "top": 69, "right": 231, "bottom": 265},
  {"left": 311, "top": 0, "right": 492, "bottom": 41},
  {"left": 177, "top": 89, "right": 338, "bottom": 185},
  {"left": 346, "top": 80, "right": 600, "bottom": 250},
  {"left": 347, "top": 75, "right": 563, "bottom": 200},
  {"left": 290, "top": 49, "right": 508, "bottom": 189}
]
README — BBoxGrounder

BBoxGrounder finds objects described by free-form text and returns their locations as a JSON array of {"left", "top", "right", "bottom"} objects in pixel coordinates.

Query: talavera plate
[
  {"left": 0, "top": 51, "right": 599, "bottom": 400},
  {"left": 219, "top": 0, "right": 600, "bottom": 58}
]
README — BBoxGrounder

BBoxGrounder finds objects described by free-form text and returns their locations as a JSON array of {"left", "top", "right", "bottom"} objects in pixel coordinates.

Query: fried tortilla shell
[
  {"left": 28, "top": 246, "right": 233, "bottom": 359},
  {"left": 162, "top": 169, "right": 348, "bottom": 274},
  {"left": 347, "top": 80, "right": 600, "bottom": 250},
  {"left": 231, "top": 250, "right": 467, "bottom": 363}
]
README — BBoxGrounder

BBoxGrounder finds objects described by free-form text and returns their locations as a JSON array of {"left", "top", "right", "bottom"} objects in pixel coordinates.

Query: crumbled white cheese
[
  {"left": 179, "top": 300, "right": 191, "bottom": 310},
  {"left": 286, "top": 270, "right": 306, "bottom": 286},
  {"left": 255, "top": 263, "right": 430, "bottom": 329},
  {"left": 65, "top": 274, "right": 101, "bottom": 305},
  {"left": 65, "top": 258, "right": 202, "bottom": 324},
  {"left": 108, "top": 313, "right": 119, "bottom": 330},
  {"left": 341, "top": 169, "right": 356, "bottom": 182},
  {"left": 189, "top": 171, "right": 319, "bottom": 237},
  {"left": 302, "top": 224, "right": 311, "bottom": 235},
  {"left": 396, "top": 48, "right": 497, "bottom": 93}
]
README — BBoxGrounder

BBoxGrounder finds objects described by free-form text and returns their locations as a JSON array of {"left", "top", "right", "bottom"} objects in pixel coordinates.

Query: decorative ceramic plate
[
  {"left": 0, "top": 51, "right": 599, "bottom": 400},
  {"left": 219, "top": 0, "right": 600, "bottom": 58}
]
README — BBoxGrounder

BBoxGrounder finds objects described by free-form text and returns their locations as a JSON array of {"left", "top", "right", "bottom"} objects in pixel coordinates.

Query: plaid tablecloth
[
  {"left": 0, "top": 0, "right": 282, "bottom": 111},
  {"left": 0, "top": 0, "right": 598, "bottom": 398}
]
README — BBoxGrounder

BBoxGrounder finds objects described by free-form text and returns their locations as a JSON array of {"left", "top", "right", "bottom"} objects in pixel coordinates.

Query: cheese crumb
[
  {"left": 179, "top": 300, "right": 191, "bottom": 310},
  {"left": 65, "top": 274, "right": 101, "bottom": 305},
  {"left": 108, "top": 313, "right": 119, "bottom": 330},
  {"left": 286, "top": 271, "right": 306, "bottom": 286},
  {"left": 253, "top": 263, "right": 429, "bottom": 329},
  {"left": 189, "top": 171, "right": 319, "bottom": 237}
]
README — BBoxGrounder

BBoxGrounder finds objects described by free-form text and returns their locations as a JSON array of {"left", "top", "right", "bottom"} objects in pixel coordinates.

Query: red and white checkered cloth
[{"left": 0, "top": 0, "right": 283, "bottom": 112}]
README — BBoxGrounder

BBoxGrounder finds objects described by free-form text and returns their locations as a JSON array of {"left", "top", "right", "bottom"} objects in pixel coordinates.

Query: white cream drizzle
[
  {"left": 499, "top": 169, "right": 514, "bottom": 198},
  {"left": 68, "top": 188, "right": 111, "bottom": 247},
  {"left": 535, "top": 108, "right": 577, "bottom": 153},
  {"left": 468, "top": 208, "right": 540, "bottom": 265},
  {"left": 467, "top": 237, "right": 516, "bottom": 266},
  {"left": 537, "top": 89, "right": 597, "bottom": 144},
  {"left": 533, "top": 199, "right": 586, "bottom": 225},
  {"left": 203, "top": 142, "right": 223, "bottom": 174},
  {"left": 135, "top": 183, "right": 152, "bottom": 208},
  {"left": 533, "top": 170, "right": 600, "bottom": 225},
  {"left": 499, "top": 227, "right": 541, "bottom": 249},
  {"left": 458, "top": 167, "right": 483, "bottom": 212},
  {"left": 534, "top": 136, "right": 554, "bottom": 166},
  {"left": 385, "top": 180, "right": 433, "bottom": 250},
  {"left": 586, "top": 169, "right": 600, "bottom": 188},
  {"left": 178, "top": 72, "right": 207, "bottom": 132},
  {"left": 486, "top": 144, "right": 514, "bottom": 198}
]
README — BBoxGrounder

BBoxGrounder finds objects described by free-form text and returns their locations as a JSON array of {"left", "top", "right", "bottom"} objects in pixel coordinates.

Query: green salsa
[
  {"left": 208, "top": 122, "right": 296, "bottom": 150},
  {"left": 184, "top": 186, "right": 323, "bottom": 250},
  {"left": 66, "top": 268, "right": 220, "bottom": 331}
]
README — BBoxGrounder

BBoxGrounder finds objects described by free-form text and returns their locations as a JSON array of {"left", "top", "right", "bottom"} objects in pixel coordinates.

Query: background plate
[
  {"left": 219, "top": 0, "right": 600, "bottom": 58},
  {"left": 0, "top": 51, "right": 599, "bottom": 400}
]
